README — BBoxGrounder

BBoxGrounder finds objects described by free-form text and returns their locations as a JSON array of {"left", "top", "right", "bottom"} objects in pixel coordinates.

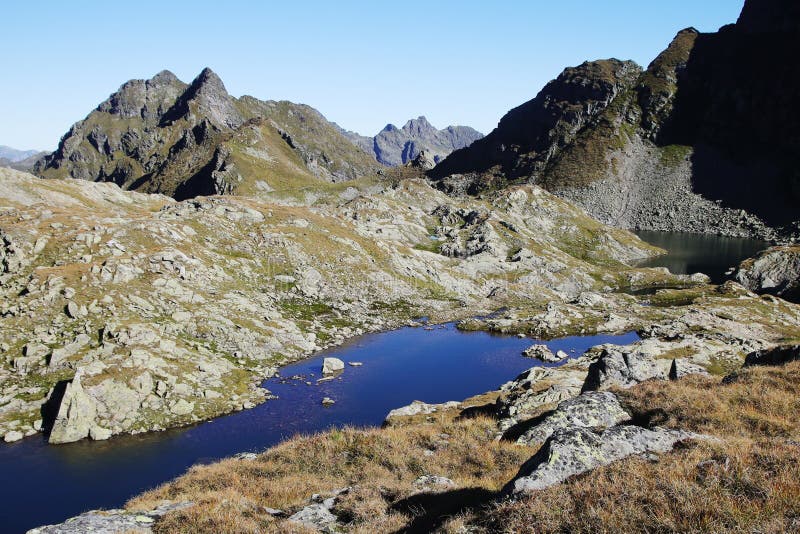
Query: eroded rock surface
[{"left": 507, "top": 425, "right": 699, "bottom": 495}]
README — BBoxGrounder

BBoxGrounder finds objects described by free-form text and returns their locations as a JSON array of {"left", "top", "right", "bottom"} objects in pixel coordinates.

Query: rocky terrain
[
  {"left": 0, "top": 165, "right": 671, "bottom": 445},
  {"left": 430, "top": 0, "right": 800, "bottom": 241},
  {"left": 34, "top": 69, "right": 381, "bottom": 200},
  {"left": 341, "top": 116, "right": 482, "bottom": 166},
  {"left": 36, "top": 278, "right": 799, "bottom": 532}
]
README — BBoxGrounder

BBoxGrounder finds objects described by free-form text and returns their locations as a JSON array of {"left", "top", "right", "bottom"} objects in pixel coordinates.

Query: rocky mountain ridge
[
  {"left": 34, "top": 68, "right": 381, "bottom": 200},
  {"left": 430, "top": 0, "right": 800, "bottom": 242},
  {"left": 341, "top": 116, "right": 483, "bottom": 166}
]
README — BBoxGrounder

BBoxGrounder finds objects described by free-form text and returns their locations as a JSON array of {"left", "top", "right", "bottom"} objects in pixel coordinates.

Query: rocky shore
[
  {"left": 0, "top": 166, "right": 666, "bottom": 445},
  {"left": 33, "top": 275, "right": 799, "bottom": 533}
]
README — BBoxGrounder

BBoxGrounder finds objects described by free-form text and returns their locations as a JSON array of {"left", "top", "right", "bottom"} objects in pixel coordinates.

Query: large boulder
[
  {"left": 48, "top": 374, "right": 97, "bottom": 444},
  {"left": 733, "top": 246, "right": 800, "bottom": 302},
  {"left": 506, "top": 425, "right": 699, "bottom": 495},
  {"left": 321, "top": 357, "right": 345, "bottom": 375},
  {"left": 496, "top": 365, "right": 589, "bottom": 434},
  {"left": 582, "top": 346, "right": 667, "bottom": 392},
  {"left": 515, "top": 392, "right": 630, "bottom": 446}
]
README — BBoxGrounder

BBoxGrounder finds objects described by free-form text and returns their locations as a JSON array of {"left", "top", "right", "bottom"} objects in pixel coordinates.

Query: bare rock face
[
  {"left": 515, "top": 392, "right": 630, "bottom": 446},
  {"left": 733, "top": 246, "right": 800, "bottom": 302},
  {"left": 506, "top": 425, "right": 698, "bottom": 495},
  {"left": 27, "top": 501, "right": 193, "bottom": 533},
  {"left": 582, "top": 346, "right": 668, "bottom": 392},
  {"left": 342, "top": 116, "right": 483, "bottom": 166},
  {"left": 48, "top": 373, "right": 97, "bottom": 444}
]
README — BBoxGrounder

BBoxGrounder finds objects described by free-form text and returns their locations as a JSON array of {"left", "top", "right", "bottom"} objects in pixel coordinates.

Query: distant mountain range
[
  {"left": 0, "top": 146, "right": 47, "bottom": 171},
  {"left": 0, "top": 146, "right": 41, "bottom": 162},
  {"left": 430, "top": 0, "right": 800, "bottom": 240},
  {"left": 340, "top": 116, "right": 482, "bottom": 166},
  {"left": 35, "top": 68, "right": 381, "bottom": 200}
]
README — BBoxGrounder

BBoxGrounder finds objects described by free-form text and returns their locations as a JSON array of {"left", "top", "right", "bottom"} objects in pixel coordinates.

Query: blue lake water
[
  {"left": 635, "top": 230, "right": 767, "bottom": 284},
  {"left": 0, "top": 323, "right": 638, "bottom": 533}
]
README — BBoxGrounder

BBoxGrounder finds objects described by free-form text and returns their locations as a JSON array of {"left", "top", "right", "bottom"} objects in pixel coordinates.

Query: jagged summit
[
  {"left": 342, "top": 115, "right": 483, "bottom": 167},
  {"left": 162, "top": 67, "right": 243, "bottom": 130},
  {"left": 35, "top": 68, "right": 379, "bottom": 199}
]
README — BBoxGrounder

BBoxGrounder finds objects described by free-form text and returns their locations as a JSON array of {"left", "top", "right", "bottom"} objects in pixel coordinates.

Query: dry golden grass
[
  {"left": 129, "top": 416, "right": 528, "bottom": 533},
  {"left": 470, "top": 361, "right": 800, "bottom": 533},
  {"left": 129, "top": 362, "right": 800, "bottom": 533}
]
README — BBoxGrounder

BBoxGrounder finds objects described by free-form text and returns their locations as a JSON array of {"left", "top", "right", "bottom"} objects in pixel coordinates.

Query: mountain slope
[
  {"left": 431, "top": 0, "right": 799, "bottom": 240},
  {"left": 342, "top": 116, "right": 483, "bottom": 166},
  {"left": 35, "top": 69, "right": 380, "bottom": 200}
]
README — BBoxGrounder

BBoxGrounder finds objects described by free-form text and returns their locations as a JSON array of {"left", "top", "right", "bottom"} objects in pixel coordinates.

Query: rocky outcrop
[
  {"left": 288, "top": 487, "right": 350, "bottom": 532},
  {"left": 430, "top": 0, "right": 800, "bottom": 240},
  {"left": 582, "top": 345, "right": 668, "bottom": 392},
  {"left": 47, "top": 373, "right": 97, "bottom": 444},
  {"left": 515, "top": 391, "right": 630, "bottom": 446},
  {"left": 342, "top": 116, "right": 482, "bottom": 166},
  {"left": 384, "top": 400, "right": 461, "bottom": 425},
  {"left": 506, "top": 425, "right": 699, "bottom": 495},
  {"left": 26, "top": 501, "right": 193, "bottom": 533},
  {"left": 733, "top": 246, "right": 800, "bottom": 302},
  {"left": 35, "top": 69, "right": 379, "bottom": 199}
]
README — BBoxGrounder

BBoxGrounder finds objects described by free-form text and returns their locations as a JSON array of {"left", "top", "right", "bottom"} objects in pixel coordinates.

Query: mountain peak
[
  {"left": 189, "top": 67, "right": 229, "bottom": 96},
  {"left": 402, "top": 116, "right": 437, "bottom": 137},
  {"left": 149, "top": 70, "right": 181, "bottom": 85},
  {"left": 162, "top": 67, "right": 242, "bottom": 129}
]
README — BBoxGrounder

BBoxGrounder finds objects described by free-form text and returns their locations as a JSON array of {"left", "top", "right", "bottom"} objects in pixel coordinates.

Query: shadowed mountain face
[
  {"left": 341, "top": 116, "right": 483, "bottom": 166},
  {"left": 430, "top": 0, "right": 800, "bottom": 239},
  {"left": 35, "top": 69, "right": 380, "bottom": 200}
]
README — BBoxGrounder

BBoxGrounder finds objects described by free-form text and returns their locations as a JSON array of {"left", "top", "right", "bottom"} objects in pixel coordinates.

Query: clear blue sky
[{"left": 2, "top": 0, "right": 744, "bottom": 150}]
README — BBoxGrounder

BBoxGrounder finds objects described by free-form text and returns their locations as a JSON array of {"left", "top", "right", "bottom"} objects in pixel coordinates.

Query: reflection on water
[
  {"left": 635, "top": 231, "right": 767, "bottom": 283},
  {"left": 0, "top": 324, "right": 638, "bottom": 533}
]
